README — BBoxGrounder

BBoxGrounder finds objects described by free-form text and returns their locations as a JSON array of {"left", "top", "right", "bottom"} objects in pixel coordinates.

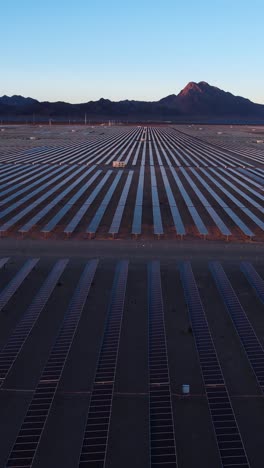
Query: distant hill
[{"left": 1, "top": 82, "right": 264, "bottom": 122}]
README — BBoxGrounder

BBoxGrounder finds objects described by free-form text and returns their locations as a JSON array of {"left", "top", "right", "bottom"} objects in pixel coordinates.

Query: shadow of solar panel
[
  {"left": 0, "top": 259, "right": 68, "bottom": 382},
  {"left": 240, "top": 261, "right": 264, "bottom": 304},
  {"left": 210, "top": 261, "right": 264, "bottom": 391},
  {"left": 0, "top": 258, "right": 39, "bottom": 312}
]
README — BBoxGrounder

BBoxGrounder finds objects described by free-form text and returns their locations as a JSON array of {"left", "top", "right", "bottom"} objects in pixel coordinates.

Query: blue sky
[{"left": 2, "top": 0, "right": 264, "bottom": 103}]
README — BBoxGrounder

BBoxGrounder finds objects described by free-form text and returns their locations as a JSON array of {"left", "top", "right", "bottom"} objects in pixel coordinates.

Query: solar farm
[
  {"left": 0, "top": 125, "right": 264, "bottom": 468},
  {"left": 0, "top": 125, "right": 263, "bottom": 241}
]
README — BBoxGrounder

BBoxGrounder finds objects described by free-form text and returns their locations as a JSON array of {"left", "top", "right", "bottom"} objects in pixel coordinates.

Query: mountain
[
  {"left": 1, "top": 82, "right": 264, "bottom": 122},
  {"left": 0, "top": 95, "right": 39, "bottom": 106}
]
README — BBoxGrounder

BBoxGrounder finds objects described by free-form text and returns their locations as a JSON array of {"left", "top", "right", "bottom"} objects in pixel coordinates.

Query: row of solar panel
[
  {"left": 1, "top": 258, "right": 263, "bottom": 467},
  {"left": 0, "top": 126, "right": 261, "bottom": 170},
  {"left": 0, "top": 163, "right": 262, "bottom": 239}
]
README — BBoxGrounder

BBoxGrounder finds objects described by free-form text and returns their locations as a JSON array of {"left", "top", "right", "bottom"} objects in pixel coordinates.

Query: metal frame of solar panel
[
  {"left": 5, "top": 259, "right": 98, "bottom": 468},
  {"left": 180, "top": 261, "right": 250, "bottom": 468},
  {"left": 0, "top": 259, "right": 68, "bottom": 384},
  {"left": 0, "top": 258, "right": 39, "bottom": 312},
  {"left": 240, "top": 262, "right": 264, "bottom": 305},
  {"left": 148, "top": 261, "right": 177, "bottom": 467},
  {"left": 79, "top": 260, "right": 128, "bottom": 467},
  {"left": 210, "top": 261, "right": 264, "bottom": 392}
]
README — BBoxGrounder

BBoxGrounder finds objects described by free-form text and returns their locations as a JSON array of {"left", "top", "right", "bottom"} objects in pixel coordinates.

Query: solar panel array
[
  {"left": 148, "top": 261, "right": 177, "bottom": 467},
  {"left": 79, "top": 260, "right": 128, "bottom": 467},
  {"left": 6, "top": 259, "right": 98, "bottom": 467},
  {"left": 0, "top": 126, "right": 263, "bottom": 240},
  {"left": 0, "top": 256, "right": 264, "bottom": 466},
  {"left": 180, "top": 261, "right": 249, "bottom": 468}
]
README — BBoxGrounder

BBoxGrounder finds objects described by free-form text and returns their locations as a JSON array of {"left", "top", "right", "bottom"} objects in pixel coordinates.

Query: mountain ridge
[{"left": 1, "top": 82, "right": 264, "bottom": 121}]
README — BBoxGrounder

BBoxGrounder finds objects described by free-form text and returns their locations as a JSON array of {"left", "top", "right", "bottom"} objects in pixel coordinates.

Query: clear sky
[{"left": 2, "top": 0, "right": 264, "bottom": 104}]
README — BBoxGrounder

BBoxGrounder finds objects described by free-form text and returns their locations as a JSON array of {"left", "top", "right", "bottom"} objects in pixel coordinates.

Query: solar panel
[
  {"left": 202, "top": 168, "right": 264, "bottom": 231},
  {"left": 0, "top": 259, "right": 68, "bottom": 383},
  {"left": 170, "top": 167, "right": 208, "bottom": 236},
  {"left": 0, "top": 258, "right": 39, "bottom": 312},
  {"left": 159, "top": 167, "right": 185, "bottom": 236},
  {"left": 180, "top": 168, "right": 231, "bottom": 237},
  {"left": 180, "top": 261, "right": 250, "bottom": 468},
  {"left": 87, "top": 171, "right": 123, "bottom": 236},
  {"left": 190, "top": 168, "right": 254, "bottom": 238},
  {"left": 104, "top": 128, "right": 139, "bottom": 165},
  {"left": 218, "top": 168, "right": 264, "bottom": 202},
  {"left": 209, "top": 168, "right": 264, "bottom": 214},
  {"left": 238, "top": 168, "right": 264, "bottom": 185},
  {"left": 0, "top": 166, "right": 84, "bottom": 234},
  {"left": 148, "top": 261, "right": 178, "bottom": 467},
  {"left": 64, "top": 171, "right": 113, "bottom": 235},
  {"left": 210, "top": 261, "right": 264, "bottom": 392},
  {"left": 42, "top": 170, "right": 102, "bottom": 233},
  {"left": 5, "top": 259, "right": 98, "bottom": 468},
  {"left": 0, "top": 164, "right": 42, "bottom": 190},
  {"left": 132, "top": 166, "right": 145, "bottom": 235},
  {"left": 132, "top": 140, "right": 142, "bottom": 165},
  {"left": 153, "top": 129, "right": 181, "bottom": 166},
  {"left": 150, "top": 167, "right": 163, "bottom": 236},
  {"left": 79, "top": 260, "right": 128, "bottom": 467},
  {"left": 19, "top": 166, "right": 96, "bottom": 233},
  {"left": 0, "top": 165, "right": 74, "bottom": 219},
  {"left": 109, "top": 170, "right": 134, "bottom": 235},
  {"left": 240, "top": 261, "right": 264, "bottom": 305}
]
